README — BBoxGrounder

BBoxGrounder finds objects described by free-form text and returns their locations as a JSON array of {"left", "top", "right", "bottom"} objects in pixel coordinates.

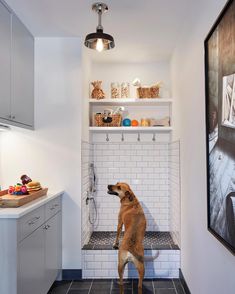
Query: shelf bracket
[
  {"left": 137, "top": 133, "right": 141, "bottom": 142},
  {"left": 152, "top": 133, "right": 156, "bottom": 141},
  {"left": 106, "top": 133, "right": 109, "bottom": 142}
]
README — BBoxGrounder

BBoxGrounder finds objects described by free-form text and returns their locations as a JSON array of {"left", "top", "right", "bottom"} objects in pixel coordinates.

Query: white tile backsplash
[
  {"left": 81, "top": 140, "right": 181, "bottom": 244},
  {"left": 92, "top": 142, "right": 169, "bottom": 232},
  {"left": 81, "top": 141, "right": 94, "bottom": 246},
  {"left": 82, "top": 249, "right": 180, "bottom": 279}
]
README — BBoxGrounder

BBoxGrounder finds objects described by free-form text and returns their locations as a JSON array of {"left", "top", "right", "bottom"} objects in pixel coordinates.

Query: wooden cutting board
[{"left": 0, "top": 188, "right": 48, "bottom": 208}]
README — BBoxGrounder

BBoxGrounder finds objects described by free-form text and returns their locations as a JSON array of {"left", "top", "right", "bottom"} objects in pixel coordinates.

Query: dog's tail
[{"left": 144, "top": 250, "right": 160, "bottom": 262}]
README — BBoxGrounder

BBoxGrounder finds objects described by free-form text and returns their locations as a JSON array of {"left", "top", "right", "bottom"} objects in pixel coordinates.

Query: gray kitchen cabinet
[
  {"left": 11, "top": 14, "right": 34, "bottom": 127},
  {"left": 0, "top": 1, "right": 11, "bottom": 121},
  {"left": 0, "top": 193, "right": 63, "bottom": 294},
  {"left": 45, "top": 212, "right": 62, "bottom": 292},
  {"left": 18, "top": 223, "right": 45, "bottom": 294},
  {"left": 0, "top": 0, "right": 34, "bottom": 129}
]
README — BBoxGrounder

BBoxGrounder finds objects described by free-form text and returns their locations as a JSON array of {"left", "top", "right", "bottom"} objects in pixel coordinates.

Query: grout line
[
  {"left": 152, "top": 279, "right": 156, "bottom": 294},
  {"left": 172, "top": 279, "right": 178, "bottom": 294},
  {"left": 65, "top": 280, "right": 73, "bottom": 294},
  {"left": 87, "top": 279, "right": 93, "bottom": 294},
  {"left": 179, "top": 279, "right": 186, "bottom": 294},
  {"left": 172, "top": 278, "right": 185, "bottom": 294}
]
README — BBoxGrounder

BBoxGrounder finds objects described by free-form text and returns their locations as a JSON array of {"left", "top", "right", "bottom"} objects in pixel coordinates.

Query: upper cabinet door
[
  {"left": 11, "top": 15, "right": 34, "bottom": 127},
  {"left": 0, "top": 2, "right": 11, "bottom": 120}
]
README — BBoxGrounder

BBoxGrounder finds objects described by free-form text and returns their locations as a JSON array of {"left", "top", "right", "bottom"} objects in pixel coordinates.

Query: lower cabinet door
[
  {"left": 45, "top": 213, "right": 60, "bottom": 290},
  {"left": 18, "top": 225, "right": 45, "bottom": 294}
]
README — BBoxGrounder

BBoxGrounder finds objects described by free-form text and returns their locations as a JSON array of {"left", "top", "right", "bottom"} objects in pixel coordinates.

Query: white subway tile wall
[
  {"left": 81, "top": 141, "right": 94, "bottom": 246},
  {"left": 169, "top": 141, "right": 181, "bottom": 247},
  {"left": 82, "top": 249, "right": 180, "bottom": 279},
  {"left": 93, "top": 142, "right": 170, "bottom": 232}
]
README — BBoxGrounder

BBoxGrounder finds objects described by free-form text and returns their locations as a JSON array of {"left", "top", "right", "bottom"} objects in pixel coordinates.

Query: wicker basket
[
  {"left": 137, "top": 86, "right": 160, "bottom": 98},
  {"left": 94, "top": 114, "right": 122, "bottom": 127}
]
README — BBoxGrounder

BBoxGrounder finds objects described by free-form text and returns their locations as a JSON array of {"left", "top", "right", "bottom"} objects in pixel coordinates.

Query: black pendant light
[{"left": 84, "top": 2, "right": 115, "bottom": 52}]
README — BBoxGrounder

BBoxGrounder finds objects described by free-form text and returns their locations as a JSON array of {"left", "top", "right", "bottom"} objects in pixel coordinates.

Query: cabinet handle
[
  {"left": 54, "top": 204, "right": 59, "bottom": 207},
  {"left": 43, "top": 225, "right": 50, "bottom": 230},
  {"left": 50, "top": 207, "right": 55, "bottom": 210},
  {"left": 28, "top": 216, "right": 40, "bottom": 225}
]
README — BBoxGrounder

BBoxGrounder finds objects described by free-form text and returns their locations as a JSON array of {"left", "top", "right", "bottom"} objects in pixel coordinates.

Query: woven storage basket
[
  {"left": 94, "top": 114, "right": 122, "bottom": 127},
  {"left": 137, "top": 86, "right": 160, "bottom": 98}
]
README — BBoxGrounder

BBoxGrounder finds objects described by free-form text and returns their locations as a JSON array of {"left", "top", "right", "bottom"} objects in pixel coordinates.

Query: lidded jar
[{"left": 111, "top": 82, "right": 120, "bottom": 98}]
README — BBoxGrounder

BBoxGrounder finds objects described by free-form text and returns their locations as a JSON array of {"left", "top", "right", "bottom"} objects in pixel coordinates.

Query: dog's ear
[{"left": 125, "top": 191, "right": 133, "bottom": 201}]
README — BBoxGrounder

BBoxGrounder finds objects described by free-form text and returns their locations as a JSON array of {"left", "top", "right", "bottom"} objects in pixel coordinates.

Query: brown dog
[{"left": 107, "top": 183, "right": 146, "bottom": 294}]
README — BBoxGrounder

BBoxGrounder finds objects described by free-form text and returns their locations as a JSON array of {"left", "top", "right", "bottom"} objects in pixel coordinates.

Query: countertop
[{"left": 0, "top": 191, "right": 64, "bottom": 219}]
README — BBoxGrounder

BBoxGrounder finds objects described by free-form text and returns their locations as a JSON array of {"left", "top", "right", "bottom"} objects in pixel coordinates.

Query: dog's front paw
[{"left": 113, "top": 243, "right": 119, "bottom": 249}]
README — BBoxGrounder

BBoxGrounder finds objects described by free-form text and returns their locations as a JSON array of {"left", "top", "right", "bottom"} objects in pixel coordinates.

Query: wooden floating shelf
[
  {"left": 89, "top": 127, "right": 173, "bottom": 132},
  {"left": 89, "top": 98, "right": 173, "bottom": 106}
]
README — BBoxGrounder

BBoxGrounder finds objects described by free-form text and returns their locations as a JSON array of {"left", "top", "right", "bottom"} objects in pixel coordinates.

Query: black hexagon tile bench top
[{"left": 82, "top": 231, "right": 180, "bottom": 250}]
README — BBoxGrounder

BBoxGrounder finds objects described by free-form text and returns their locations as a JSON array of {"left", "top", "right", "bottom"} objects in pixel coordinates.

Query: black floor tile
[
  {"left": 48, "top": 281, "right": 71, "bottom": 294},
  {"left": 70, "top": 280, "right": 92, "bottom": 290},
  {"left": 68, "top": 290, "right": 88, "bottom": 294},
  {"left": 90, "top": 290, "right": 111, "bottom": 294},
  {"left": 153, "top": 279, "right": 174, "bottom": 289},
  {"left": 49, "top": 279, "right": 182, "bottom": 294},
  {"left": 155, "top": 289, "right": 176, "bottom": 294},
  {"left": 111, "top": 290, "right": 132, "bottom": 294},
  {"left": 172, "top": 279, "right": 185, "bottom": 294},
  {"left": 91, "top": 279, "right": 112, "bottom": 291}
]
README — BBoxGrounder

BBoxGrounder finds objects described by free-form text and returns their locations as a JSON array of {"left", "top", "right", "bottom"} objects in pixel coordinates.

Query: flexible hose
[
  {"left": 88, "top": 197, "right": 98, "bottom": 224},
  {"left": 88, "top": 163, "right": 98, "bottom": 224}
]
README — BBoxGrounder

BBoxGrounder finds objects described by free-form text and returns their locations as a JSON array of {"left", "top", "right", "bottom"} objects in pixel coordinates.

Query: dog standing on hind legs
[{"left": 107, "top": 183, "right": 147, "bottom": 294}]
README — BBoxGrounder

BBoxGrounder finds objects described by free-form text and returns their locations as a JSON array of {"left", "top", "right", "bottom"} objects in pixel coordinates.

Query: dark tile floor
[
  {"left": 48, "top": 279, "right": 185, "bottom": 294},
  {"left": 82, "top": 231, "right": 179, "bottom": 250}
]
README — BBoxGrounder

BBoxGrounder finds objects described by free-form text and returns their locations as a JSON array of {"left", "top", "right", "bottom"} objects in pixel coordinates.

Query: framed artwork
[{"left": 205, "top": 0, "right": 235, "bottom": 254}]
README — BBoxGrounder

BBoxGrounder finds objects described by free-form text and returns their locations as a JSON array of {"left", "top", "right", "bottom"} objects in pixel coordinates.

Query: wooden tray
[{"left": 0, "top": 188, "right": 48, "bottom": 208}]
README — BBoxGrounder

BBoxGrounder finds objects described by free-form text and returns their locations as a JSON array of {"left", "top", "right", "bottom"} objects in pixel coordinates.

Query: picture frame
[{"left": 205, "top": 0, "right": 235, "bottom": 254}]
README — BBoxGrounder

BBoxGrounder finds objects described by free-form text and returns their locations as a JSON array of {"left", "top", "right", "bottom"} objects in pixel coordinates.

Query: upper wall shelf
[{"left": 89, "top": 98, "right": 173, "bottom": 106}]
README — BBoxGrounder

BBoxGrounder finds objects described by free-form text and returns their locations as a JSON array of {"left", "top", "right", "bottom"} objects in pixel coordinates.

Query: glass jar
[
  {"left": 121, "top": 82, "right": 130, "bottom": 98},
  {"left": 111, "top": 82, "right": 120, "bottom": 98}
]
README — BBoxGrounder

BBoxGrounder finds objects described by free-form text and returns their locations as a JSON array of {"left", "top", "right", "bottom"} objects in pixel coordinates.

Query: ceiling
[{"left": 4, "top": 0, "right": 196, "bottom": 63}]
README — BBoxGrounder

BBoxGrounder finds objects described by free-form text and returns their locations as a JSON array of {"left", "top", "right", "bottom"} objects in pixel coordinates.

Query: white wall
[
  {"left": 0, "top": 38, "right": 83, "bottom": 269},
  {"left": 169, "top": 141, "right": 181, "bottom": 247},
  {"left": 171, "top": 1, "right": 235, "bottom": 293},
  {"left": 82, "top": 50, "right": 92, "bottom": 142}
]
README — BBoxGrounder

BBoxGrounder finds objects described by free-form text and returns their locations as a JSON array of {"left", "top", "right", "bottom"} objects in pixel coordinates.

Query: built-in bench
[{"left": 82, "top": 231, "right": 180, "bottom": 279}]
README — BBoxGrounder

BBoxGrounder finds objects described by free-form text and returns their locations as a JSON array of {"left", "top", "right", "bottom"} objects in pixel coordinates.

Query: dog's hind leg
[
  {"left": 133, "top": 259, "right": 145, "bottom": 294},
  {"left": 118, "top": 251, "right": 128, "bottom": 294},
  {"left": 118, "top": 261, "right": 125, "bottom": 294}
]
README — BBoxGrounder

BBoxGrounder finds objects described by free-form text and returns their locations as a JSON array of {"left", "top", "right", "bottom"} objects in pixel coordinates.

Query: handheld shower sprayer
[{"left": 86, "top": 163, "right": 98, "bottom": 224}]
